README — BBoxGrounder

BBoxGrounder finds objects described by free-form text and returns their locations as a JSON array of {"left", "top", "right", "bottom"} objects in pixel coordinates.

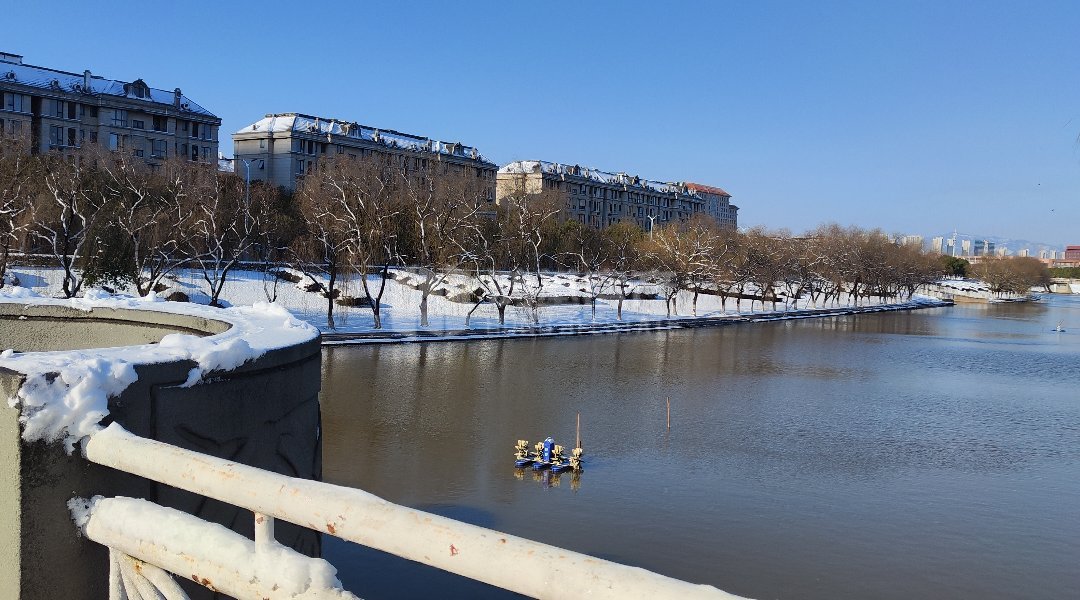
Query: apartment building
[
  {"left": 232, "top": 113, "right": 497, "bottom": 198},
  {"left": 497, "top": 160, "right": 732, "bottom": 231},
  {"left": 685, "top": 183, "right": 738, "bottom": 229},
  {"left": 0, "top": 52, "right": 219, "bottom": 164}
]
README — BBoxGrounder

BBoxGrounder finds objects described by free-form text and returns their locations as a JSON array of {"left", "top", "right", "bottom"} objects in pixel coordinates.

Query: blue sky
[{"left": 6, "top": 1, "right": 1080, "bottom": 246}]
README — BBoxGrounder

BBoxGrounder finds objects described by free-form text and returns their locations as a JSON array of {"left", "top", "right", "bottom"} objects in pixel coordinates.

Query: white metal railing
[{"left": 77, "top": 423, "right": 745, "bottom": 600}]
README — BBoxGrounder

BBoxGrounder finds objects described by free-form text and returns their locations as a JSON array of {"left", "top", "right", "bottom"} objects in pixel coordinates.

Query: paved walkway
[{"left": 319, "top": 300, "right": 953, "bottom": 345}]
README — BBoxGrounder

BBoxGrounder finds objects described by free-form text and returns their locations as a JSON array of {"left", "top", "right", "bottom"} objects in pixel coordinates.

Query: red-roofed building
[
  {"left": 1064, "top": 246, "right": 1080, "bottom": 260},
  {"left": 685, "top": 183, "right": 738, "bottom": 230}
]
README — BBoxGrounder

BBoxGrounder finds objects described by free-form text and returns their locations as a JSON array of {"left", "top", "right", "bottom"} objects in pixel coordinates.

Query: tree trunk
[
  {"left": 326, "top": 268, "right": 337, "bottom": 330},
  {"left": 692, "top": 288, "right": 699, "bottom": 317}
]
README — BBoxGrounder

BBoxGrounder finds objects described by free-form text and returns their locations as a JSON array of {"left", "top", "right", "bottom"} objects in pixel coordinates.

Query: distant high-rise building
[
  {"left": 972, "top": 239, "right": 995, "bottom": 256},
  {"left": 961, "top": 239, "right": 972, "bottom": 256},
  {"left": 899, "top": 235, "right": 924, "bottom": 247},
  {"left": 1018, "top": 248, "right": 1030, "bottom": 257},
  {"left": 931, "top": 236, "right": 944, "bottom": 253}
]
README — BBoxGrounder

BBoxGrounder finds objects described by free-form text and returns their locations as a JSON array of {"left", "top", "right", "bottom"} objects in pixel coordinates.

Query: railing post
[{"left": 255, "top": 512, "right": 275, "bottom": 547}]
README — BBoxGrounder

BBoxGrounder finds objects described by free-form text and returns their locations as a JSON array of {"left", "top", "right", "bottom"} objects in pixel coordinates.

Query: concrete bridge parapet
[{"left": 0, "top": 292, "right": 321, "bottom": 599}]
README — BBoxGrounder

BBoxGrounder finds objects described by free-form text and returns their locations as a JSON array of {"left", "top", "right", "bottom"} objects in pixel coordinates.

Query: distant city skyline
[{"left": 4, "top": 1, "right": 1079, "bottom": 245}]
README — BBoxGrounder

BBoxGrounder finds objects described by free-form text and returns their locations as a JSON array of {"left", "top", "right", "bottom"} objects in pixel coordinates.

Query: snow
[
  {"left": 2, "top": 265, "right": 941, "bottom": 338},
  {"left": 69, "top": 495, "right": 346, "bottom": 596},
  {"left": 1, "top": 289, "right": 318, "bottom": 452},
  {"left": 0, "top": 61, "right": 215, "bottom": 116}
]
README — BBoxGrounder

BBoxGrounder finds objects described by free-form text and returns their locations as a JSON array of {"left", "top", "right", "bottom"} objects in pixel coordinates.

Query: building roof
[
  {"left": 499, "top": 160, "right": 697, "bottom": 196},
  {"left": 685, "top": 182, "right": 731, "bottom": 197},
  {"left": 234, "top": 113, "right": 493, "bottom": 165},
  {"left": 0, "top": 53, "right": 216, "bottom": 118}
]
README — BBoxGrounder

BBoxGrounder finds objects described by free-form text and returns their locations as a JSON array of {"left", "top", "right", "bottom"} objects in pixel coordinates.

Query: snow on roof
[
  {"left": 0, "top": 58, "right": 216, "bottom": 117},
  {"left": 685, "top": 182, "right": 731, "bottom": 197},
  {"left": 499, "top": 160, "right": 699, "bottom": 196},
  {"left": 235, "top": 113, "right": 493, "bottom": 164},
  {"left": 0, "top": 288, "right": 317, "bottom": 452}
]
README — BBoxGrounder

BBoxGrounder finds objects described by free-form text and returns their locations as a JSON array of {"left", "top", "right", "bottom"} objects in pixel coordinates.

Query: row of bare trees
[
  {"left": 0, "top": 136, "right": 277, "bottom": 305},
  {"left": 970, "top": 257, "right": 1051, "bottom": 295},
  {"left": 2, "top": 137, "right": 949, "bottom": 329}
]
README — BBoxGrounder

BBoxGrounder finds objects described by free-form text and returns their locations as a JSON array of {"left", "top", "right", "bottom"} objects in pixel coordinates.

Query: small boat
[{"left": 1054, "top": 322, "right": 1066, "bottom": 333}]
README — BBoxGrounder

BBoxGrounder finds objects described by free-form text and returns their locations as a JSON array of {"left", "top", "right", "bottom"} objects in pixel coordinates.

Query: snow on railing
[{"left": 77, "top": 423, "right": 744, "bottom": 600}]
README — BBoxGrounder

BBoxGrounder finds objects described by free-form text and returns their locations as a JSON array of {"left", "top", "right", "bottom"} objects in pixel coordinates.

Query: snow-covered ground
[
  {"left": 1, "top": 285, "right": 318, "bottom": 451},
  {"left": 4, "top": 265, "right": 931, "bottom": 335}
]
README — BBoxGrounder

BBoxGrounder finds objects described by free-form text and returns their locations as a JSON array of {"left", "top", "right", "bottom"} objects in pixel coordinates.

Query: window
[
  {"left": 152, "top": 115, "right": 167, "bottom": 132},
  {"left": 89, "top": 131, "right": 97, "bottom": 143},
  {"left": 190, "top": 145, "right": 198, "bottom": 161},
  {"left": 291, "top": 139, "right": 303, "bottom": 153},
  {"left": 201, "top": 146, "right": 209, "bottom": 160},
  {"left": 180, "top": 120, "right": 188, "bottom": 132},
  {"left": 112, "top": 109, "right": 128, "bottom": 127},
  {"left": 259, "top": 139, "right": 266, "bottom": 149},
  {"left": 132, "top": 119, "right": 145, "bottom": 129},
  {"left": 68, "top": 102, "right": 77, "bottom": 120},
  {"left": 108, "top": 133, "right": 120, "bottom": 150},
  {"left": 297, "top": 159, "right": 305, "bottom": 175},
  {"left": 67, "top": 128, "right": 76, "bottom": 147},
  {"left": 191, "top": 122, "right": 200, "bottom": 138},
  {"left": 4, "top": 93, "right": 26, "bottom": 113},
  {"left": 151, "top": 139, "right": 166, "bottom": 157},
  {"left": 49, "top": 125, "right": 64, "bottom": 147}
]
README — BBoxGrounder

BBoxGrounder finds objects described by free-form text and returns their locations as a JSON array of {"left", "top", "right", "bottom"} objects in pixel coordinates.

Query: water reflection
[
  {"left": 320, "top": 295, "right": 1080, "bottom": 600},
  {"left": 513, "top": 467, "right": 582, "bottom": 491}
]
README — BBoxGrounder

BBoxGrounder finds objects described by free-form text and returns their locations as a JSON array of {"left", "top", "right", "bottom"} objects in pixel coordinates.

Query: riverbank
[
  {"left": 3, "top": 265, "right": 952, "bottom": 344},
  {"left": 320, "top": 298, "right": 953, "bottom": 345}
]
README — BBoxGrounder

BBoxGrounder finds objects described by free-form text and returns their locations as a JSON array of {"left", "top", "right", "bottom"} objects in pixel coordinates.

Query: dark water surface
[{"left": 320, "top": 296, "right": 1080, "bottom": 599}]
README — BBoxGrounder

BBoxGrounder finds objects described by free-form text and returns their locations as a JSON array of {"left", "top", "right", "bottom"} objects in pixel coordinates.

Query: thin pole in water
[
  {"left": 666, "top": 398, "right": 671, "bottom": 430},
  {"left": 576, "top": 412, "right": 581, "bottom": 449}
]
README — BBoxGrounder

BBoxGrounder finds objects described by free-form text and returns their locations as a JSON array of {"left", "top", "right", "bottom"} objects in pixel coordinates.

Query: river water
[{"left": 319, "top": 296, "right": 1080, "bottom": 599}]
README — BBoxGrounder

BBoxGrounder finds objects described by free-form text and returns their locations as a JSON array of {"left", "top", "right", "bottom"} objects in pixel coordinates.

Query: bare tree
[
  {"left": 96, "top": 155, "right": 195, "bottom": 295},
  {"left": 182, "top": 169, "right": 257, "bottom": 306},
  {"left": 0, "top": 132, "right": 35, "bottom": 287},
  {"left": 602, "top": 222, "right": 644, "bottom": 321},
  {"left": 33, "top": 146, "right": 105, "bottom": 298},
  {"left": 496, "top": 172, "right": 561, "bottom": 324},
  {"left": 294, "top": 157, "right": 354, "bottom": 329},
  {"left": 404, "top": 160, "right": 485, "bottom": 327},
  {"left": 558, "top": 219, "right": 619, "bottom": 320}
]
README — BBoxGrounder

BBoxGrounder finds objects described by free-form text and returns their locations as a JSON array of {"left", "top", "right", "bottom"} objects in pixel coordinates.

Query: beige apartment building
[
  {"left": 0, "top": 52, "right": 219, "bottom": 164},
  {"left": 232, "top": 113, "right": 497, "bottom": 197},
  {"left": 685, "top": 183, "right": 738, "bottom": 229},
  {"left": 497, "top": 160, "right": 736, "bottom": 232}
]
